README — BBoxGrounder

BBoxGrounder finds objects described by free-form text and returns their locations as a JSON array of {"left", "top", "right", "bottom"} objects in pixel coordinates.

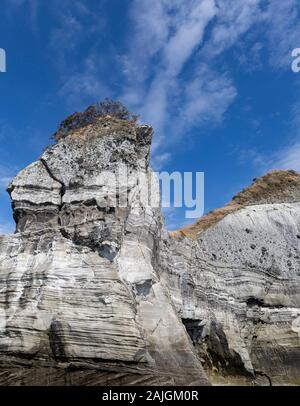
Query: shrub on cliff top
[{"left": 53, "top": 98, "right": 139, "bottom": 141}]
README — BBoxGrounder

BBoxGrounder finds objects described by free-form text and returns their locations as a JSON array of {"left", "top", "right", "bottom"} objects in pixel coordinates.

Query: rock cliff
[
  {"left": 164, "top": 171, "right": 300, "bottom": 385},
  {"left": 0, "top": 115, "right": 299, "bottom": 386},
  {"left": 0, "top": 117, "right": 208, "bottom": 386}
]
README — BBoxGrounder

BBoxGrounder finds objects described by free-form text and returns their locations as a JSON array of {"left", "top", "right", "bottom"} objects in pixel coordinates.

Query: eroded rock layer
[
  {"left": 163, "top": 173, "right": 300, "bottom": 385},
  {"left": 0, "top": 116, "right": 300, "bottom": 386},
  {"left": 0, "top": 117, "right": 208, "bottom": 386}
]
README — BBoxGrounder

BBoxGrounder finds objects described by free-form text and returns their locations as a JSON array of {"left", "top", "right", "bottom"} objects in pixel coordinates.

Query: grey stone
[
  {"left": 1, "top": 115, "right": 300, "bottom": 386},
  {"left": 0, "top": 117, "right": 208, "bottom": 386}
]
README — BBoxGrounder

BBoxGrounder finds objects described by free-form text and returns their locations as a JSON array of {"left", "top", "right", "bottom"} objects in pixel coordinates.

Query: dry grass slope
[
  {"left": 172, "top": 170, "right": 300, "bottom": 240},
  {"left": 65, "top": 116, "right": 138, "bottom": 140}
]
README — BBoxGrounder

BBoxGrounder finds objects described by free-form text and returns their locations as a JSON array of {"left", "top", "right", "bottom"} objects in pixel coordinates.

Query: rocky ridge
[
  {"left": 163, "top": 171, "right": 300, "bottom": 385},
  {"left": 0, "top": 117, "right": 208, "bottom": 386},
  {"left": 0, "top": 115, "right": 299, "bottom": 385}
]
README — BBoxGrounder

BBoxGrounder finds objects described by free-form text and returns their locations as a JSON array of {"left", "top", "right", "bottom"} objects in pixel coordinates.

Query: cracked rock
[{"left": 1, "top": 115, "right": 300, "bottom": 386}]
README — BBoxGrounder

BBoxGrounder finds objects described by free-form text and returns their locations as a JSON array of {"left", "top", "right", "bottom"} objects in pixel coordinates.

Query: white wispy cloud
[
  {"left": 264, "top": 0, "right": 300, "bottom": 70},
  {"left": 123, "top": 0, "right": 280, "bottom": 153},
  {"left": 201, "top": 0, "right": 262, "bottom": 58},
  {"left": 178, "top": 66, "right": 237, "bottom": 129},
  {"left": 236, "top": 42, "right": 264, "bottom": 72},
  {"left": 249, "top": 142, "right": 300, "bottom": 174},
  {"left": 241, "top": 101, "right": 300, "bottom": 174},
  {"left": 59, "top": 53, "right": 109, "bottom": 107},
  {"left": 49, "top": 14, "right": 82, "bottom": 51},
  {"left": 243, "top": 1, "right": 300, "bottom": 173},
  {"left": 43, "top": 0, "right": 300, "bottom": 150},
  {"left": 7, "top": 0, "right": 300, "bottom": 175},
  {"left": 123, "top": 0, "right": 217, "bottom": 146},
  {"left": 47, "top": 1, "right": 108, "bottom": 107},
  {"left": 151, "top": 152, "right": 172, "bottom": 171},
  {"left": 273, "top": 143, "right": 300, "bottom": 172}
]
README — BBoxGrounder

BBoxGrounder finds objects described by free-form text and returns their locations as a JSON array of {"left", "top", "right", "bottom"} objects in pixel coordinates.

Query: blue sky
[{"left": 1, "top": 0, "right": 300, "bottom": 233}]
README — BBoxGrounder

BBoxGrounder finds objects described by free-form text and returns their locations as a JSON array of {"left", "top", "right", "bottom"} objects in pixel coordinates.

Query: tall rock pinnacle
[
  {"left": 0, "top": 116, "right": 209, "bottom": 386},
  {"left": 0, "top": 112, "right": 300, "bottom": 386}
]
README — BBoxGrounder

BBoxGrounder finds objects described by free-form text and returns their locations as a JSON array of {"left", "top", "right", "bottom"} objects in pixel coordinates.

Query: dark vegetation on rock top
[{"left": 53, "top": 98, "right": 139, "bottom": 142}]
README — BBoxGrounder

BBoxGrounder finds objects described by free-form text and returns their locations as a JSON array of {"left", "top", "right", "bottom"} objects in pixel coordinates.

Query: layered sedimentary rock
[
  {"left": 0, "top": 117, "right": 208, "bottom": 386},
  {"left": 0, "top": 115, "right": 300, "bottom": 386},
  {"left": 162, "top": 171, "right": 300, "bottom": 385}
]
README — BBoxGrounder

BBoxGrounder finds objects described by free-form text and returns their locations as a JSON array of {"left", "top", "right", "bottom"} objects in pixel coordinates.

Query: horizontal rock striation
[
  {"left": 0, "top": 117, "right": 208, "bottom": 386},
  {"left": 162, "top": 172, "right": 300, "bottom": 385},
  {"left": 1, "top": 112, "right": 300, "bottom": 386}
]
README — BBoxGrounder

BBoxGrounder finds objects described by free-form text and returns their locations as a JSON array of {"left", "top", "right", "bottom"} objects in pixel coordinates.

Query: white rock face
[
  {"left": 0, "top": 117, "right": 208, "bottom": 386},
  {"left": 1, "top": 116, "right": 299, "bottom": 386},
  {"left": 161, "top": 176, "right": 300, "bottom": 385}
]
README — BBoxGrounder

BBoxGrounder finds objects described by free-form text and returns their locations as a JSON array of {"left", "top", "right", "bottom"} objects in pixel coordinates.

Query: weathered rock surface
[
  {"left": 0, "top": 117, "right": 208, "bottom": 386},
  {"left": 0, "top": 115, "right": 299, "bottom": 386},
  {"left": 163, "top": 172, "right": 300, "bottom": 385}
]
